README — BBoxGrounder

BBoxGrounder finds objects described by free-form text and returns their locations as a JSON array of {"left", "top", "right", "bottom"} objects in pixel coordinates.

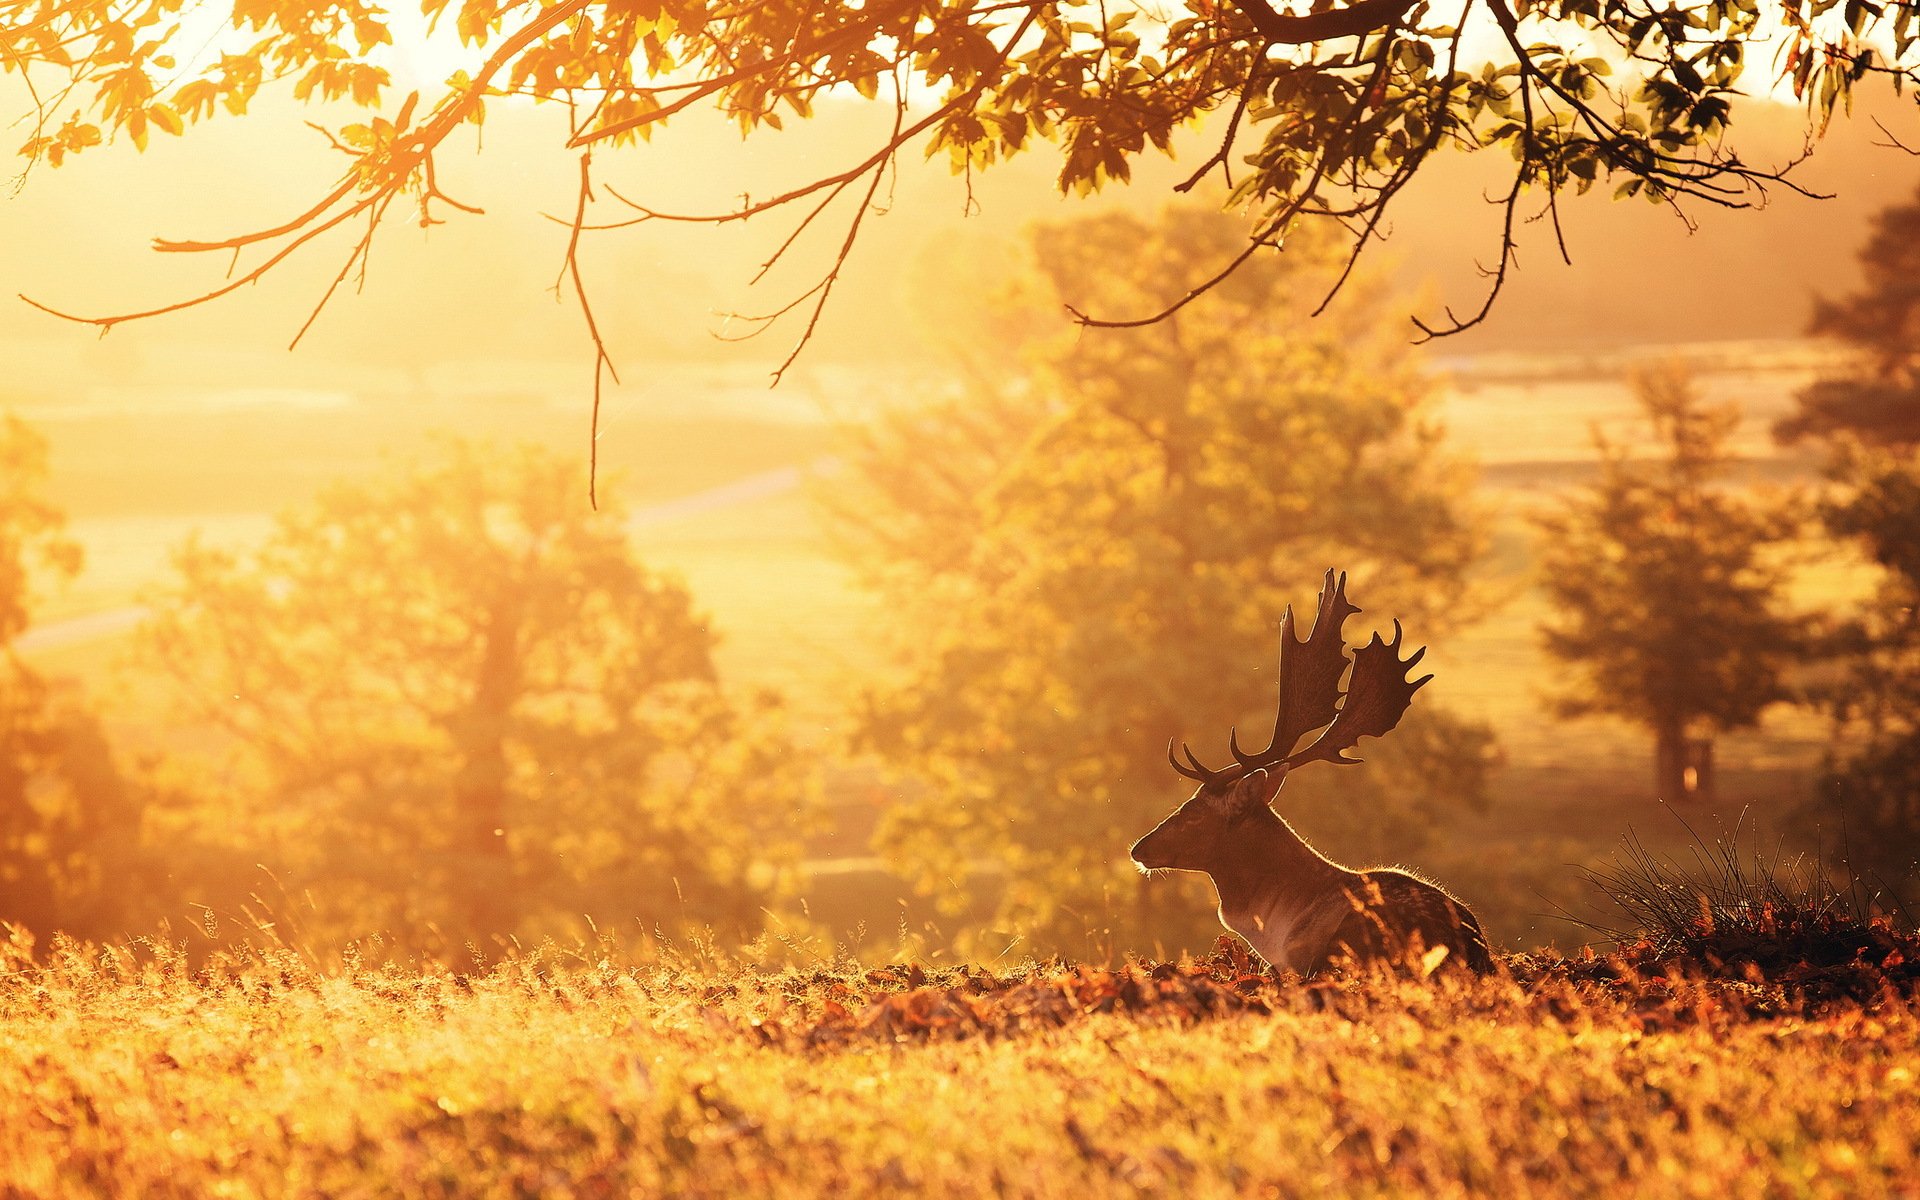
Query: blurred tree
[
  {"left": 141, "top": 441, "right": 807, "bottom": 948},
  {"left": 0, "top": 416, "right": 82, "bottom": 648},
  {"left": 1776, "top": 188, "right": 1920, "bottom": 894},
  {"left": 6, "top": 0, "right": 1902, "bottom": 372},
  {"left": 1777, "top": 180, "right": 1920, "bottom": 447},
  {"left": 827, "top": 207, "right": 1494, "bottom": 957},
  {"left": 1535, "top": 364, "right": 1802, "bottom": 802},
  {"left": 1810, "top": 447, "right": 1920, "bottom": 896},
  {"left": 0, "top": 415, "right": 146, "bottom": 940}
]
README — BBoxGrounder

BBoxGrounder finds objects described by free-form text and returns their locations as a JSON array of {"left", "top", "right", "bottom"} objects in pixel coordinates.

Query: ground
[{"left": 4, "top": 926, "right": 1916, "bottom": 1198}]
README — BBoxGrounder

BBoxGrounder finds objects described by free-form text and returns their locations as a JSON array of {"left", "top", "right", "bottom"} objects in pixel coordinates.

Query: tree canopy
[
  {"left": 0, "top": 417, "right": 145, "bottom": 940},
  {"left": 1534, "top": 362, "right": 1802, "bottom": 801},
  {"left": 138, "top": 441, "right": 810, "bottom": 947},
  {"left": 5, "top": 0, "right": 1904, "bottom": 377},
  {"left": 828, "top": 207, "right": 1493, "bottom": 957},
  {"left": 1779, "top": 178, "right": 1920, "bottom": 447},
  {"left": 1775, "top": 185, "right": 1920, "bottom": 896}
]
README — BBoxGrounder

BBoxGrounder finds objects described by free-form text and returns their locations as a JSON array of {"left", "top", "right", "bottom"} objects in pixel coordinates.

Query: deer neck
[{"left": 1207, "top": 807, "right": 1351, "bottom": 964}]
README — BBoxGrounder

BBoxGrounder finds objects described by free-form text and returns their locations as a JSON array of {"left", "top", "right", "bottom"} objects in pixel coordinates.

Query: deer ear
[{"left": 1230, "top": 768, "right": 1286, "bottom": 812}]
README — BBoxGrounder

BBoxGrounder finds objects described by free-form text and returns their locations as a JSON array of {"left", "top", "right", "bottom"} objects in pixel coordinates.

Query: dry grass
[{"left": 4, "top": 923, "right": 1917, "bottom": 1199}]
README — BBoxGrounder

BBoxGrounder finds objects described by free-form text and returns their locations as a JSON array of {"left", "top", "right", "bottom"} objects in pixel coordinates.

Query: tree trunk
[
  {"left": 452, "top": 594, "right": 523, "bottom": 945},
  {"left": 1654, "top": 718, "right": 1689, "bottom": 802}
]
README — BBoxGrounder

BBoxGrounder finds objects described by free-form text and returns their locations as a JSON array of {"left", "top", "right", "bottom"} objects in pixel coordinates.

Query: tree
[
  {"left": 1809, "top": 450, "right": 1920, "bottom": 894},
  {"left": 828, "top": 207, "right": 1494, "bottom": 956},
  {"left": 0, "top": 415, "right": 146, "bottom": 940},
  {"left": 1776, "top": 186, "right": 1920, "bottom": 894},
  {"left": 5, "top": 0, "right": 1904, "bottom": 379},
  {"left": 139, "top": 440, "right": 808, "bottom": 948},
  {"left": 1534, "top": 363, "right": 1802, "bottom": 802},
  {"left": 1777, "top": 179, "right": 1920, "bottom": 447}
]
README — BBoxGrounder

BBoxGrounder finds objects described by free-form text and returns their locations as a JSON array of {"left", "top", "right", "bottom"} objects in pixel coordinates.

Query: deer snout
[{"left": 1129, "top": 832, "right": 1168, "bottom": 871}]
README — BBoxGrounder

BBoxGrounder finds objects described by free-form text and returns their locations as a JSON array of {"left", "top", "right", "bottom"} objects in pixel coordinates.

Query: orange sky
[{"left": 2, "top": 70, "right": 1917, "bottom": 426}]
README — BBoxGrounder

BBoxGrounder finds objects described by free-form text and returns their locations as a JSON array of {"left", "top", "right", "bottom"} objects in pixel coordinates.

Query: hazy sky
[{"left": 3, "top": 73, "right": 1917, "bottom": 424}]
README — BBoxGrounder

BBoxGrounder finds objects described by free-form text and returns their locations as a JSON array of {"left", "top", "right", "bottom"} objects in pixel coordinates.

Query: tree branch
[{"left": 1230, "top": 0, "right": 1421, "bottom": 44}]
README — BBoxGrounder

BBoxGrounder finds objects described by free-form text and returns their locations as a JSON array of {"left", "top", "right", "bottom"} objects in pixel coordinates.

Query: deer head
[{"left": 1129, "top": 570, "right": 1432, "bottom": 871}]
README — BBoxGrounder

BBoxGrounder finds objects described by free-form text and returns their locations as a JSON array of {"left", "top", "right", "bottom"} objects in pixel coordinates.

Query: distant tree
[
  {"left": 1810, "top": 448, "right": 1920, "bottom": 893},
  {"left": 1775, "top": 190, "right": 1920, "bottom": 893},
  {"left": 140, "top": 441, "right": 807, "bottom": 947},
  {"left": 6, "top": 0, "right": 1908, "bottom": 375},
  {"left": 1777, "top": 180, "right": 1920, "bottom": 447},
  {"left": 0, "top": 415, "right": 146, "bottom": 940},
  {"left": 828, "top": 207, "right": 1494, "bottom": 957},
  {"left": 0, "top": 417, "right": 81, "bottom": 648},
  {"left": 1535, "top": 363, "right": 1802, "bottom": 802}
]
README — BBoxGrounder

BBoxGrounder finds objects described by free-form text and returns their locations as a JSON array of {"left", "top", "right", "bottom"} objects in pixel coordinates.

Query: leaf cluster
[{"left": 8, "top": 0, "right": 1908, "bottom": 365}]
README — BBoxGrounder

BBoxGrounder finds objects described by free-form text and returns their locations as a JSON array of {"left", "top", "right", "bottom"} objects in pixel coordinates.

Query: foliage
[
  {"left": 1779, "top": 179, "right": 1920, "bottom": 447},
  {"left": 137, "top": 440, "right": 810, "bottom": 948},
  {"left": 1533, "top": 362, "right": 1803, "bottom": 798},
  {"left": 3, "top": 928, "right": 1919, "bottom": 1197},
  {"left": 0, "top": 416, "right": 81, "bottom": 647},
  {"left": 1774, "top": 189, "right": 1920, "bottom": 900},
  {"left": 0, "top": 416, "right": 145, "bottom": 940},
  {"left": 828, "top": 207, "right": 1493, "bottom": 958},
  {"left": 4, "top": 0, "right": 1904, "bottom": 365},
  {"left": 1798, "top": 445, "right": 1920, "bottom": 897}
]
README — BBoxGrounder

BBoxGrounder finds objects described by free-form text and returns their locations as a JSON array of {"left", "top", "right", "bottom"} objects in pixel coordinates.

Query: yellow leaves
[
  {"left": 455, "top": 0, "right": 501, "bottom": 46},
  {"left": 294, "top": 61, "right": 389, "bottom": 107},
  {"left": 107, "top": 98, "right": 190, "bottom": 151},
  {"left": 352, "top": 18, "right": 392, "bottom": 52},
  {"left": 350, "top": 64, "right": 387, "bottom": 106},
  {"left": 147, "top": 103, "right": 183, "bottom": 136},
  {"left": 20, "top": 118, "right": 104, "bottom": 168}
]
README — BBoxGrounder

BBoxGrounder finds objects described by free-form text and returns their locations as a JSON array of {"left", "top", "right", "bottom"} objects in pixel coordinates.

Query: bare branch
[
  {"left": 556, "top": 151, "right": 620, "bottom": 508},
  {"left": 714, "top": 65, "right": 911, "bottom": 386},
  {"left": 1066, "top": 221, "right": 1282, "bottom": 329}
]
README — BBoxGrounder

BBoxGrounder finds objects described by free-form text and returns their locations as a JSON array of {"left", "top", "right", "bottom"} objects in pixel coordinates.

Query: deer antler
[
  {"left": 1168, "top": 571, "right": 1431, "bottom": 788},
  {"left": 1231, "top": 568, "right": 1357, "bottom": 766},
  {"left": 1287, "top": 620, "right": 1431, "bottom": 768}
]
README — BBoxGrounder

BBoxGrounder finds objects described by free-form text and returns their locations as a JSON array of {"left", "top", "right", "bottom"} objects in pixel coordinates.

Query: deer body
[
  {"left": 1132, "top": 570, "right": 1494, "bottom": 975},
  {"left": 1133, "top": 775, "right": 1493, "bottom": 973}
]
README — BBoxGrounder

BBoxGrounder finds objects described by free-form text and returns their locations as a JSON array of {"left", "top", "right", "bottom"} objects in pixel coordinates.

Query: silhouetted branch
[{"left": 1231, "top": 0, "right": 1422, "bottom": 44}]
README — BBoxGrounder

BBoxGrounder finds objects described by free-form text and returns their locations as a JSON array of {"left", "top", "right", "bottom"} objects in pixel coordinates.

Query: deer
[{"left": 1130, "top": 569, "right": 1494, "bottom": 976}]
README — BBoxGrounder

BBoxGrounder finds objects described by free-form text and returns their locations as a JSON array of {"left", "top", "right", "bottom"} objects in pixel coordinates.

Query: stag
[{"left": 1131, "top": 570, "right": 1494, "bottom": 975}]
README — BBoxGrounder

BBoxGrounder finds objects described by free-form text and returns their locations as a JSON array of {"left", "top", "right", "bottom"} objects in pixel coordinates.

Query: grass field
[
  {"left": 4, "top": 923, "right": 1916, "bottom": 1199},
  {"left": 8, "top": 342, "right": 1916, "bottom": 1197}
]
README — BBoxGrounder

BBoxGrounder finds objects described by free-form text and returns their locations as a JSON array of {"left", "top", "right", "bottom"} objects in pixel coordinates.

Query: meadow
[
  {"left": 9, "top": 340, "right": 1916, "bottom": 1198},
  {"left": 4, "top": 914, "right": 1916, "bottom": 1199}
]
